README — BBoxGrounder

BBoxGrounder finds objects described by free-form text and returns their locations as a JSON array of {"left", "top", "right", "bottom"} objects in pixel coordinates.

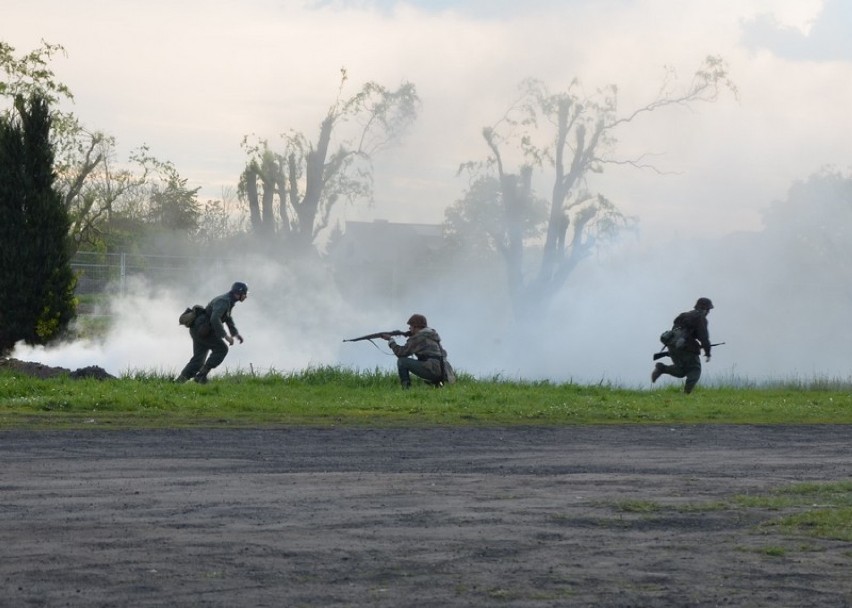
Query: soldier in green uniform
[
  {"left": 381, "top": 314, "right": 455, "bottom": 389},
  {"left": 177, "top": 282, "right": 248, "bottom": 384},
  {"left": 651, "top": 297, "right": 713, "bottom": 394}
]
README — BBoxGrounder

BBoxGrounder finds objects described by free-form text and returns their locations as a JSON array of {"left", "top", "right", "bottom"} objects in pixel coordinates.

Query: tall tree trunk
[
  {"left": 295, "top": 113, "right": 334, "bottom": 251},
  {"left": 243, "top": 164, "right": 262, "bottom": 232}
]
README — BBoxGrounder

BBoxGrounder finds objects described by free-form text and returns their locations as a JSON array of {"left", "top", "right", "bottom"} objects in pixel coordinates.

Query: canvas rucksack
[
  {"left": 178, "top": 305, "right": 206, "bottom": 327},
  {"left": 659, "top": 326, "right": 687, "bottom": 351}
]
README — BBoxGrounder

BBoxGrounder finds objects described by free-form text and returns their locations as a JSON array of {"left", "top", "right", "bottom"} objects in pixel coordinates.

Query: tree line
[{"left": 1, "top": 39, "right": 743, "bottom": 355}]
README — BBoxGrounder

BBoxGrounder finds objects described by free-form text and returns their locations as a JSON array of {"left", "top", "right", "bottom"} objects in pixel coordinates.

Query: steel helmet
[
  {"left": 406, "top": 313, "right": 427, "bottom": 328},
  {"left": 231, "top": 281, "right": 249, "bottom": 296},
  {"left": 695, "top": 297, "right": 714, "bottom": 311}
]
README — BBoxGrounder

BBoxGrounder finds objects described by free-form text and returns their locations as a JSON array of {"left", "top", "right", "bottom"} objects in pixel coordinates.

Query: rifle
[
  {"left": 343, "top": 330, "right": 410, "bottom": 343},
  {"left": 653, "top": 342, "right": 726, "bottom": 361}
]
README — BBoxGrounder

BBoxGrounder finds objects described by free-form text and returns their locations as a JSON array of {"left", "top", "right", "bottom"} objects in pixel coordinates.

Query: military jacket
[
  {"left": 672, "top": 309, "right": 711, "bottom": 356},
  {"left": 389, "top": 327, "right": 455, "bottom": 382},
  {"left": 204, "top": 292, "right": 239, "bottom": 340}
]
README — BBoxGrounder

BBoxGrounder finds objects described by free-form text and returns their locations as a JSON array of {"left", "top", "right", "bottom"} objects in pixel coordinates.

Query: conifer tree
[{"left": 0, "top": 95, "right": 76, "bottom": 355}]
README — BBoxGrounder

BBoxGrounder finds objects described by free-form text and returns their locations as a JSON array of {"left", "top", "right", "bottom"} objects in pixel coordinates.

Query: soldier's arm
[
  {"left": 389, "top": 334, "right": 421, "bottom": 358},
  {"left": 697, "top": 320, "right": 712, "bottom": 357},
  {"left": 225, "top": 315, "right": 238, "bottom": 338}
]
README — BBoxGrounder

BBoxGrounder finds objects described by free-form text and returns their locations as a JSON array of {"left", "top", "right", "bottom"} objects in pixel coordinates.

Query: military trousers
[
  {"left": 179, "top": 328, "right": 229, "bottom": 379},
  {"left": 397, "top": 357, "right": 443, "bottom": 386},
  {"left": 657, "top": 349, "right": 702, "bottom": 393}
]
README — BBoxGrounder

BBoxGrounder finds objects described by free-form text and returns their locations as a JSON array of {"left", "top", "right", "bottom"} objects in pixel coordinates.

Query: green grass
[
  {"left": 2, "top": 365, "right": 852, "bottom": 429},
  {"left": 739, "top": 481, "right": 852, "bottom": 542},
  {"left": 602, "top": 482, "right": 852, "bottom": 550}
]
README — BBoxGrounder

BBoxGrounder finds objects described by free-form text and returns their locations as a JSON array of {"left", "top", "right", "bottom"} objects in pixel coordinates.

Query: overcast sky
[{"left": 7, "top": 0, "right": 852, "bottom": 243}]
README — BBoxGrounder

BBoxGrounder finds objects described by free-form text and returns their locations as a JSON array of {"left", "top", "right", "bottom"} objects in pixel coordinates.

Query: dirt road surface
[{"left": 1, "top": 425, "right": 850, "bottom": 607}]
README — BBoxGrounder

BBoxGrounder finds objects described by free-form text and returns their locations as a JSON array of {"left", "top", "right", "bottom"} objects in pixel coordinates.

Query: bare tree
[
  {"left": 62, "top": 134, "right": 140, "bottom": 249},
  {"left": 239, "top": 69, "right": 420, "bottom": 254},
  {"left": 461, "top": 56, "right": 737, "bottom": 316}
]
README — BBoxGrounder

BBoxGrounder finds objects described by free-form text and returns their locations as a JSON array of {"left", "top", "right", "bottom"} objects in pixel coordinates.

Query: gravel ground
[{"left": 0, "top": 425, "right": 850, "bottom": 607}]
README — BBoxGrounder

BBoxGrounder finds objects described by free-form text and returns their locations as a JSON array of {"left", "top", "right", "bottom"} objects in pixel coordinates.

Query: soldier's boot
[
  {"left": 651, "top": 363, "right": 665, "bottom": 384},
  {"left": 174, "top": 374, "right": 191, "bottom": 383},
  {"left": 401, "top": 381, "right": 411, "bottom": 390},
  {"left": 683, "top": 381, "right": 696, "bottom": 394},
  {"left": 193, "top": 366, "right": 210, "bottom": 384}
]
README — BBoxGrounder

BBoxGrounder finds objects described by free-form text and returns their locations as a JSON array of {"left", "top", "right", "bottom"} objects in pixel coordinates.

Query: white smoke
[{"left": 10, "top": 215, "right": 852, "bottom": 388}]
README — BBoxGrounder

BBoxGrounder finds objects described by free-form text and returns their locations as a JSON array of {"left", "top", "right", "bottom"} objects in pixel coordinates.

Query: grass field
[{"left": 2, "top": 366, "right": 851, "bottom": 429}]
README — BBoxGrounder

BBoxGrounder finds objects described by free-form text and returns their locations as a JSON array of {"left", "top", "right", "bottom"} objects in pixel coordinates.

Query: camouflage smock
[{"left": 389, "top": 327, "right": 455, "bottom": 383}]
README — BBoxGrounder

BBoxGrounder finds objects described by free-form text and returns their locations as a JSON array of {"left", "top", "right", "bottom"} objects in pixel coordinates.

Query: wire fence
[{"left": 71, "top": 251, "right": 208, "bottom": 295}]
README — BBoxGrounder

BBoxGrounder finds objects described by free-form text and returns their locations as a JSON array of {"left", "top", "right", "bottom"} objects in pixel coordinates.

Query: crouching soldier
[
  {"left": 381, "top": 314, "right": 455, "bottom": 389},
  {"left": 177, "top": 282, "right": 248, "bottom": 384}
]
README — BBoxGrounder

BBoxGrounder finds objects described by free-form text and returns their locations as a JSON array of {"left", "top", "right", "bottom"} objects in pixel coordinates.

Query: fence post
[{"left": 120, "top": 253, "right": 127, "bottom": 295}]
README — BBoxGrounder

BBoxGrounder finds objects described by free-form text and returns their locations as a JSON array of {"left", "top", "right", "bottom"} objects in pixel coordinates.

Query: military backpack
[
  {"left": 659, "top": 326, "right": 687, "bottom": 351},
  {"left": 178, "top": 305, "right": 206, "bottom": 327}
]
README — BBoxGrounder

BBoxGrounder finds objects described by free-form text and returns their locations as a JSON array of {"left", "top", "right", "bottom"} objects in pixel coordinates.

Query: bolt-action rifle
[
  {"left": 653, "top": 342, "right": 726, "bottom": 361},
  {"left": 343, "top": 330, "right": 411, "bottom": 343}
]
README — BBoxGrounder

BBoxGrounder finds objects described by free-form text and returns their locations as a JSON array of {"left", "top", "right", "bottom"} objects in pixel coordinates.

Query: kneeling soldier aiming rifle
[{"left": 345, "top": 314, "right": 455, "bottom": 389}]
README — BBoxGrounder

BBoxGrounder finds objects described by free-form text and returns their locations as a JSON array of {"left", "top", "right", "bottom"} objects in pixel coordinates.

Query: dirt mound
[{"left": 0, "top": 357, "right": 116, "bottom": 380}]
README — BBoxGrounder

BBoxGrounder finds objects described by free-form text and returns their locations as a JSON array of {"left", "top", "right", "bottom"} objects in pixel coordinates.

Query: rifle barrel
[{"left": 343, "top": 330, "right": 409, "bottom": 343}]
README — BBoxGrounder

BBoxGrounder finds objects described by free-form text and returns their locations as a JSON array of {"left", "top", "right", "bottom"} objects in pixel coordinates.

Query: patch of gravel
[{"left": 0, "top": 425, "right": 849, "bottom": 607}]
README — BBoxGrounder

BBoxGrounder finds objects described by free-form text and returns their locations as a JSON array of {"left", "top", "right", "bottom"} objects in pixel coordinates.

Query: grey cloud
[{"left": 742, "top": 0, "right": 852, "bottom": 62}]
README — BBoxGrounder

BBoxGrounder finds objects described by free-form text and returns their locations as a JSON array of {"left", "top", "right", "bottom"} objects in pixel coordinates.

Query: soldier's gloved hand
[
  {"left": 705, "top": 354, "right": 711, "bottom": 362},
  {"left": 235, "top": 334, "right": 244, "bottom": 344},
  {"left": 226, "top": 335, "right": 234, "bottom": 346}
]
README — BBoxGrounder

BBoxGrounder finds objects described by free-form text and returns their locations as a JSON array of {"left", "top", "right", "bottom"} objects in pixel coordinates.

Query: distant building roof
[
  {"left": 331, "top": 220, "right": 444, "bottom": 265},
  {"left": 342, "top": 220, "right": 442, "bottom": 240}
]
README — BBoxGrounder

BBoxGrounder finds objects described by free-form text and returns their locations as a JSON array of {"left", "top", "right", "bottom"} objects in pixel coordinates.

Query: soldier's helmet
[
  {"left": 406, "top": 313, "right": 428, "bottom": 328},
  {"left": 231, "top": 281, "right": 249, "bottom": 296},
  {"left": 695, "top": 297, "right": 714, "bottom": 311}
]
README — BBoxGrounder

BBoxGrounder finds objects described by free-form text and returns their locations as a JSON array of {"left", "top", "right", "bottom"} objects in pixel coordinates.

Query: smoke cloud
[{"left": 13, "top": 189, "right": 852, "bottom": 389}]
